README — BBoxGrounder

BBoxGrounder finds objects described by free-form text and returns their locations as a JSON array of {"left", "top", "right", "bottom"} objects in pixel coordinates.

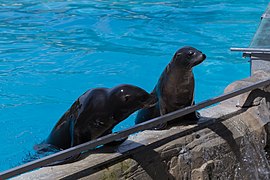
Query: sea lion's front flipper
[
  {"left": 46, "top": 153, "right": 82, "bottom": 166},
  {"left": 100, "top": 129, "right": 127, "bottom": 146}
]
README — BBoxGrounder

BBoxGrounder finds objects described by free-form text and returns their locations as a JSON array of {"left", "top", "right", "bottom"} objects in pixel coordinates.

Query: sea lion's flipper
[
  {"left": 104, "top": 138, "right": 127, "bottom": 146},
  {"left": 135, "top": 103, "right": 160, "bottom": 124},
  {"left": 100, "top": 129, "right": 127, "bottom": 146},
  {"left": 33, "top": 143, "right": 82, "bottom": 166},
  {"left": 135, "top": 99, "right": 169, "bottom": 130},
  {"left": 46, "top": 153, "right": 82, "bottom": 166},
  {"left": 181, "top": 111, "right": 200, "bottom": 124},
  {"left": 153, "top": 122, "right": 167, "bottom": 130},
  {"left": 34, "top": 142, "right": 62, "bottom": 153},
  {"left": 182, "top": 101, "right": 201, "bottom": 124},
  {"left": 153, "top": 102, "right": 168, "bottom": 130}
]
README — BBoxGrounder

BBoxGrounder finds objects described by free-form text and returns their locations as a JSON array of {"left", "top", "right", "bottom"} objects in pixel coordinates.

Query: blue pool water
[{"left": 0, "top": 0, "right": 269, "bottom": 172}]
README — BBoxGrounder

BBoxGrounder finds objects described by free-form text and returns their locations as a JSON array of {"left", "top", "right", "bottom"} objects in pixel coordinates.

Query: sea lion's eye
[{"left": 188, "top": 51, "right": 195, "bottom": 56}]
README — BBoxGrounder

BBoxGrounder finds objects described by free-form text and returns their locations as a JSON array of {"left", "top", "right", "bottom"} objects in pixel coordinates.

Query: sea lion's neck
[
  {"left": 163, "top": 62, "right": 194, "bottom": 90},
  {"left": 159, "top": 62, "right": 195, "bottom": 108},
  {"left": 169, "top": 59, "right": 192, "bottom": 71},
  {"left": 167, "top": 62, "right": 193, "bottom": 76}
]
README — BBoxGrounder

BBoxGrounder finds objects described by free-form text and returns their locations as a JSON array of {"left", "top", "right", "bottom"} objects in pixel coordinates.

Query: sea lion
[
  {"left": 35, "top": 84, "right": 154, "bottom": 152},
  {"left": 135, "top": 46, "right": 206, "bottom": 128}
]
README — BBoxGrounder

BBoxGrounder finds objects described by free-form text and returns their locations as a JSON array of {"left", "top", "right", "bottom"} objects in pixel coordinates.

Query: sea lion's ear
[
  {"left": 176, "top": 52, "right": 182, "bottom": 56},
  {"left": 122, "top": 94, "right": 131, "bottom": 102},
  {"left": 173, "top": 52, "right": 181, "bottom": 59}
]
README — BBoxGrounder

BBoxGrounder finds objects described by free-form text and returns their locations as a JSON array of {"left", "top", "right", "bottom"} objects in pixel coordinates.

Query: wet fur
[
  {"left": 35, "top": 84, "right": 154, "bottom": 157},
  {"left": 135, "top": 46, "right": 206, "bottom": 128}
]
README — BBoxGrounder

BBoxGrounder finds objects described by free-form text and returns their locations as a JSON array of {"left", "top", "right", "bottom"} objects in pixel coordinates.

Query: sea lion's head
[
  {"left": 109, "top": 84, "right": 156, "bottom": 121},
  {"left": 172, "top": 46, "right": 206, "bottom": 69}
]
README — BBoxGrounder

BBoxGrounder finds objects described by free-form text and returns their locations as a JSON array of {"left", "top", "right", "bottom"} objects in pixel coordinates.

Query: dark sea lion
[
  {"left": 135, "top": 46, "right": 206, "bottom": 128},
  {"left": 35, "top": 84, "right": 154, "bottom": 152}
]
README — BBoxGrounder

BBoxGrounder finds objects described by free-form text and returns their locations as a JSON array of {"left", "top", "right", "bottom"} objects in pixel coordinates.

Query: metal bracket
[
  {"left": 230, "top": 47, "right": 270, "bottom": 58},
  {"left": 261, "top": 13, "right": 270, "bottom": 19}
]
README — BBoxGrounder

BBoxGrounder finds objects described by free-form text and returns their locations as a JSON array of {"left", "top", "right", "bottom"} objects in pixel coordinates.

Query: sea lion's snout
[
  {"left": 202, "top": 53, "right": 206, "bottom": 60},
  {"left": 191, "top": 51, "right": 206, "bottom": 67},
  {"left": 173, "top": 47, "right": 206, "bottom": 68}
]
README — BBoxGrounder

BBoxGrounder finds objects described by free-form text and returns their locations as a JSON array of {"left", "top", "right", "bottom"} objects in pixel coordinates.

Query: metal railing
[
  {"left": 230, "top": 48, "right": 270, "bottom": 53},
  {"left": 1, "top": 78, "right": 270, "bottom": 179},
  {"left": 230, "top": 48, "right": 270, "bottom": 58}
]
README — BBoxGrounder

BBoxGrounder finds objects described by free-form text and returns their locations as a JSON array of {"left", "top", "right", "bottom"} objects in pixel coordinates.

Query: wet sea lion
[
  {"left": 35, "top": 84, "right": 154, "bottom": 152},
  {"left": 135, "top": 46, "right": 206, "bottom": 128}
]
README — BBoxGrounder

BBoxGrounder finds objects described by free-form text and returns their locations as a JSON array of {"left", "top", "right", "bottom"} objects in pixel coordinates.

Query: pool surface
[{"left": 0, "top": 0, "right": 269, "bottom": 172}]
